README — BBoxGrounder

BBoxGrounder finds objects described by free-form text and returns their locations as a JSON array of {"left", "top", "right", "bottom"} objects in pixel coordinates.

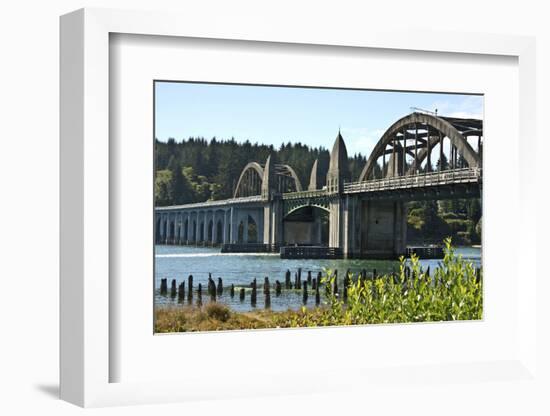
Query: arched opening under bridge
[
  {"left": 237, "top": 215, "right": 259, "bottom": 243},
  {"left": 283, "top": 206, "right": 329, "bottom": 246}
]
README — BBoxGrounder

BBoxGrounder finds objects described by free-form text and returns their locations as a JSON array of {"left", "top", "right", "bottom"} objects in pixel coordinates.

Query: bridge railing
[
  {"left": 343, "top": 167, "right": 482, "bottom": 194},
  {"left": 282, "top": 189, "right": 328, "bottom": 200},
  {"left": 155, "top": 194, "right": 264, "bottom": 211}
]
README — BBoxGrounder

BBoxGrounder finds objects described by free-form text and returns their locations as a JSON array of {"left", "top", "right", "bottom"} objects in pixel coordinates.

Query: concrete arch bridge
[{"left": 156, "top": 112, "right": 482, "bottom": 258}]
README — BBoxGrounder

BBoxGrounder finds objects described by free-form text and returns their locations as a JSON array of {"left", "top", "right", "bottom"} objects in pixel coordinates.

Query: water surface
[{"left": 155, "top": 245, "right": 481, "bottom": 312}]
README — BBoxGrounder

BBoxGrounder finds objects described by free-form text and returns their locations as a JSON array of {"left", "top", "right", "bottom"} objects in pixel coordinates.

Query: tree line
[{"left": 155, "top": 136, "right": 368, "bottom": 205}]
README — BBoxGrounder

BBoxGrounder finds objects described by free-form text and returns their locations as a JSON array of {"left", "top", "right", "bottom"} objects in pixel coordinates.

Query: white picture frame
[{"left": 60, "top": 7, "right": 540, "bottom": 408}]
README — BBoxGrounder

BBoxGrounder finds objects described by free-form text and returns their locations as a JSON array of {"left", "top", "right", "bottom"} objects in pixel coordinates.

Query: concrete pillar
[
  {"left": 158, "top": 214, "right": 165, "bottom": 243},
  {"left": 230, "top": 207, "right": 238, "bottom": 244},
  {"left": 256, "top": 209, "right": 264, "bottom": 243},
  {"left": 328, "top": 199, "right": 342, "bottom": 249},
  {"left": 177, "top": 212, "right": 182, "bottom": 244},
  {"left": 205, "top": 211, "right": 210, "bottom": 243},
  {"left": 195, "top": 213, "right": 200, "bottom": 242},
  {"left": 393, "top": 201, "right": 408, "bottom": 255},
  {"left": 212, "top": 211, "right": 218, "bottom": 244},
  {"left": 166, "top": 214, "right": 172, "bottom": 244},
  {"left": 223, "top": 210, "right": 229, "bottom": 244},
  {"left": 359, "top": 200, "right": 407, "bottom": 258},
  {"left": 188, "top": 212, "right": 194, "bottom": 243},
  {"left": 263, "top": 204, "right": 272, "bottom": 244},
  {"left": 342, "top": 195, "right": 361, "bottom": 258}
]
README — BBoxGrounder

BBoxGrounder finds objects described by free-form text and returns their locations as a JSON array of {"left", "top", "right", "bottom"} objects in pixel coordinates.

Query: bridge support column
[
  {"left": 212, "top": 211, "right": 218, "bottom": 245},
  {"left": 223, "top": 210, "right": 230, "bottom": 244},
  {"left": 328, "top": 198, "right": 343, "bottom": 250},
  {"left": 230, "top": 207, "right": 238, "bottom": 244},
  {"left": 263, "top": 199, "right": 283, "bottom": 245},
  {"left": 359, "top": 200, "right": 407, "bottom": 258},
  {"left": 342, "top": 195, "right": 362, "bottom": 258}
]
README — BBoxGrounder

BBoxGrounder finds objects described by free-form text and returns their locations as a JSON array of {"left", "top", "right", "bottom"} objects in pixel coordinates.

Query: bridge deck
[
  {"left": 155, "top": 195, "right": 263, "bottom": 211},
  {"left": 343, "top": 167, "right": 481, "bottom": 194}
]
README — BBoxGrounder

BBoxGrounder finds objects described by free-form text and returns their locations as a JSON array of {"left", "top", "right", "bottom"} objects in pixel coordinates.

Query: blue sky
[{"left": 155, "top": 82, "right": 483, "bottom": 157}]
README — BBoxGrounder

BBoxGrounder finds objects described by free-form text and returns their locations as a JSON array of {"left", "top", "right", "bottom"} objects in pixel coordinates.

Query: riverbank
[{"left": 155, "top": 303, "right": 326, "bottom": 332}]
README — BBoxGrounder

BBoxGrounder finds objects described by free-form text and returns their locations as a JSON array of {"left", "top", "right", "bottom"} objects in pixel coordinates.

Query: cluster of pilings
[
  {"left": 158, "top": 267, "right": 378, "bottom": 309},
  {"left": 158, "top": 265, "right": 482, "bottom": 309}
]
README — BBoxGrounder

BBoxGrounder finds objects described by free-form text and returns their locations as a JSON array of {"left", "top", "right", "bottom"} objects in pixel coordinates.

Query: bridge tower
[
  {"left": 326, "top": 131, "right": 359, "bottom": 256},
  {"left": 308, "top": 159, "right": 322, "bottom": 191},
  {"left": 262, "top": 155, "right": 283, "bottom": 245}
]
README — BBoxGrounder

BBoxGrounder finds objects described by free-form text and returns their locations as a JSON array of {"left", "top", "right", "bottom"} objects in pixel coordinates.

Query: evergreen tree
[{"left": 170, "top": 162, "right": 193, "bottom": 205}]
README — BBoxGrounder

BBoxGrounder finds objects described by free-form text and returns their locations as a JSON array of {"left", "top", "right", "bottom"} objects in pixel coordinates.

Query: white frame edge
[{"left": 60, "top": 7, "right": 538, "bottom": 407}]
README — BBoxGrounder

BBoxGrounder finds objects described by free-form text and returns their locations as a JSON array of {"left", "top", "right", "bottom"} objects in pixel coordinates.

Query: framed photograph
[
  {"left": 152, "top": 80, "right": 484, "bottom": 334},
  {"left": 60, "top": 8, "right": 540, "bottom": 408}
]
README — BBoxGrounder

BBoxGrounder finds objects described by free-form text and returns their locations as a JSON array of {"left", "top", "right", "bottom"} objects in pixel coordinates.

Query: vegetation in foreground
[{"left": 155, "top": 240, "right": 482, "bottom": 333}]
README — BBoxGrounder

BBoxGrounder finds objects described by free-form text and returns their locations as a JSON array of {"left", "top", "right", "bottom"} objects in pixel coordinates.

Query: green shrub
[{"left": 276, "top": 239, "right": 482, "bottom": 327}]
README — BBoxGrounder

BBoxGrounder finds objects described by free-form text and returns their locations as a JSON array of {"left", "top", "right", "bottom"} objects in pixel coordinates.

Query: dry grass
[
  {"left": 154, "top": 303, "right": 333, "bottom": 333},
  {"left": 155, "top": 304, "right": 271, "bottom": 332}
]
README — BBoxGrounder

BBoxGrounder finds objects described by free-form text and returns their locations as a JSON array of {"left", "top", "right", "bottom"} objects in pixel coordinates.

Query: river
[{"left": 155, "top": 245, "right": 481, "bottom": 312}]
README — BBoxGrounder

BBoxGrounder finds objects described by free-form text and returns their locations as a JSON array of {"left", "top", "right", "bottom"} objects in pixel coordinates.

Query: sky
[{"left": 154, "top": 82, "right": 483, "bottom": 157}]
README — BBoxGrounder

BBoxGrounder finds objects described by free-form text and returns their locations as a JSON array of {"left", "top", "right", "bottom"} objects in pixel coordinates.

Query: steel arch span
[
  {"left": 233, "top": 160, "right": 303, "bottom": 198},
  {"left": 358, "top": 112, "right": 482, "bottom": 182}
]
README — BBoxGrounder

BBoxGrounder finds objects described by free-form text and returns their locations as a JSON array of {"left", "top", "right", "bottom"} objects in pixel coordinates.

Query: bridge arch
[
  {"left": 233, "top": 162, "right": 264, "bottom": 198},
  {"left": 275, "top": 164, "right": 303, "bottom": 193},
  {"left": 234, "top": 159, "right": 304, "bottom": 197},
  {"left": 358, "top": 112, "right": 481, "bottom": 181},
  {"left": 283, "top": 205, "right": 329, "bottom": 246},
  {"left": 284, "top": 202, "right": 330, "bottom": 219}
]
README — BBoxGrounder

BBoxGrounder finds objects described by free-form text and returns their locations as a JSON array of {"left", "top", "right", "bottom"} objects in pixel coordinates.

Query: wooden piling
[
  {"left": 285, "top": 269, "right": 291, "bottom": 289},
  {"left": 295, "top": 272, "right": 301, "bottom": 290},
  {"left": 275, "top": 280, "right": 282, "bottom": 296},
  {"left": 230, "top": 284, "right": 235, "bottom": 298},
  {"left": 302, "top": 281, "right": 308, "bottom": 304},
  {"left": 317, "top": 271, "right": 322, "bottom": 285},
  {"left": 178, "top": 281, "right": 185, "bottom": 301},
  {"left": 239, "top": 287, "right": 245, "bottom": 301},
  {"left": 208, "top": 276, "right": 216, "bottom": 297},
  {"left": 312, "top": 278, "right": 317, "bottom": 290},
  {"left": 307, "top": 271, "right": 312, "bottom": 285},
  {"left": 343, "top": 272, "right": 350, "bottom": 302},
  {"left": 217, "top": 277, "right": 223, "bottom": 295},
  {"left": 264, "top": 277, "right": 270, "bottom": 295},
  {"left": 160, "top": 278, "right": 168, "bottom": 295},
  {"left": 265, "top": 289, "right": 271, "bottom": 309},
  {"left": 187, "top": 275, "right": 193, "bottom": 301},
  {"left": 170, "top": 279, "right": 177, "bottom": 298},
  {"left": 251, "top": 279, "right": 257, "bottom": 306},
  {"left": 197, "top": 283, "right": 203, "bottom": 305}
]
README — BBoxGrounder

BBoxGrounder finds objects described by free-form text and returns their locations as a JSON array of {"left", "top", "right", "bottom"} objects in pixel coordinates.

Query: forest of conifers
[{"left": 155, "top": 137, "right": 482, "bottom": 244}]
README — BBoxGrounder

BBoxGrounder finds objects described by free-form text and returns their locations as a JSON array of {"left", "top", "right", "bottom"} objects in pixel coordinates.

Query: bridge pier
[
  {"left": 263, "top": 198, "right": 283, "bottom": 245},
  {"left": 359, "top": 200, "right": 407, "bottom": 258}
]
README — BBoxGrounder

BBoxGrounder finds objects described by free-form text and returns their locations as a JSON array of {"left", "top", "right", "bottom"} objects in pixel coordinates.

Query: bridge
[{"left": 155, "top": 112, "right": 482, "bottom": 259}]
